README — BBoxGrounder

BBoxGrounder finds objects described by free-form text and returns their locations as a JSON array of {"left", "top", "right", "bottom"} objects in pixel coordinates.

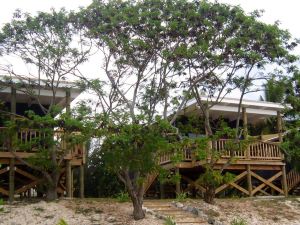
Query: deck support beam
[
  {"left": 160, "top": 182, "right": 165, "bottom": 199},
  {"left": 282, "top": 165, "right": 288, "bottom": 197},
  {"left": 66, "top": 160, "right": 72, "bottom": 198},
  {"left": 246, "top": 165, "right": 252, "bottom": 196},
  {"left": 9, "top": 87, "right": 16, "bottom": 203},
  {"left": 175, "top": 167, "right": 181, "bottom": 194},
  {"left": 80, "top": 165, "right": 84, "bottom": 198},
  {"left": 9, "top": 159, "right": 15, "bottom": 202},
  {"left": 277, "top": 111, "right": 283, "bottom": 142}
]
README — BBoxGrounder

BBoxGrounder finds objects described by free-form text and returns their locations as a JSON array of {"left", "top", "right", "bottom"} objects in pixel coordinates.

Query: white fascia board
[
  {"left": 209, "top": 105, "right": 277, "bottom": 116},
  {"left": 186, "top": 96, "right": 284, "bottom": 111}
]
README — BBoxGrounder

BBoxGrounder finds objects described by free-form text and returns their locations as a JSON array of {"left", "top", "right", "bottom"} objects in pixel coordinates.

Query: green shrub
[
  {"left": 164, "top": 216, "right": 176, "bottom": 225},
  {"left": 57, "top": 219, "right": 68, "bottom": 225},
  {"left": 231, "top": 217, "right": 247, "bottom": 225},
  {"left": 0, "top": 199, "right": 4, "bottom": 212},
  {"left": 175, "top": 192, "right": 187, "bottom": 202},
  {"left": 116, "top": 191, "right": 130, "bottom": 203}
]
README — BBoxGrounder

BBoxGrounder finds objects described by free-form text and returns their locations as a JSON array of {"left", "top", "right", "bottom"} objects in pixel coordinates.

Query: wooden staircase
[
  {"left": 144, "top": 172, "right": 158, "bottom": 194},
  {"left": 287, "top": 169, "right": 300, "bottom": 194}
]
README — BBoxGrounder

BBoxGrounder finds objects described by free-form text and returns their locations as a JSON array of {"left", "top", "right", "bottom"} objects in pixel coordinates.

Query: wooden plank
[
  {"left": 215, "top": 171, "right": 247, "bottom": 194},
  {"left": 15, "top": 179, "right": 42, "bottom": 194},
  {"left": 15, "top": 167, "right": 38, "bottom": 181},
  {"left": 251, "top": 171, "right": 284, "bottom": 195},
  {"left": 181, "top": 175, "right": 205, "bottom": 192},
  {"left": 230, "top": 182, "right": 249, "bottom": 195},
  {"left": 0, "top": 187, "right": 9, "bottom": 196},
  {"left": 0, "top": 167, "right": 9, "bottom": 175}
]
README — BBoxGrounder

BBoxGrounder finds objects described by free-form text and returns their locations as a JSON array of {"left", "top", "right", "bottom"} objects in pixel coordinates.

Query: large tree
[
  {"left": 0, "top": 9, "right": 92, "bottom": 200},
  {"left": 79, "top": 0, "right": 299, "bottom": 214}
]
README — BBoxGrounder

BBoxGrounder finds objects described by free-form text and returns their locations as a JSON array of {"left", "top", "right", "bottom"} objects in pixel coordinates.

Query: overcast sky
[{"left": 0, "top": 0, "right": 299, "bottom": 101}]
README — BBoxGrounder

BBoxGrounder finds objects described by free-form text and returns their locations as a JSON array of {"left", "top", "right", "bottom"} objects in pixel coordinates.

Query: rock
[
  {"left": 186, "top": 206, "right": 194, "bottom": 212},
  {"left": 92, "top": 214, "right": 102, "bottom": 221},
  {"left": 213, "top": 220, "right": 224, "bottom": 225},
  {"left": 208, "top": 217, "right": 215, "bottom": 224},
  {"left": 182, "top": 206, "right": 188, "bottom": 211},
  {"left": 175, "top": 202, "right": 184, "bottom": 208},
  {"left": 106, "top": 216, "right": 116, "bottom": 223}
]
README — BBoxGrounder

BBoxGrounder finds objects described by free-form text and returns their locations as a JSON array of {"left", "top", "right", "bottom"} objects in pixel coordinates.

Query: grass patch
[
  {"left": 33, "top": 207, "right": 45, "bottom": 212},
  {"left": 175, "top": 192, "right": 188, "bottom": 202},
  {"left": 115, "top": 192, "right": 130, "bottom": 203},
  {"left": 231, "top": 217, "right": 247, "bottom": 225},
  {"left": 164, "top": 216, "right": 176, "bottom": 225},
  {"left": 0, "top": 199, "right": 4, "bottom": 212}
]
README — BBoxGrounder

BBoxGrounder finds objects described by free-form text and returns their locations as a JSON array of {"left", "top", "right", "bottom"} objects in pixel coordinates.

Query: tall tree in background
[{"left": 0, "top": 9, "right": 92, "bottom": 200}]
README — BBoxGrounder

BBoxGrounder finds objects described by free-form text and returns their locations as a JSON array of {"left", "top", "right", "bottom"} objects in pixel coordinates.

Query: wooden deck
[
  {"left": 0, "top": 127, "right": 85, "bottom": 199},
  {"left": 145, "top": 139, "right": 300, "bottom": 198}
]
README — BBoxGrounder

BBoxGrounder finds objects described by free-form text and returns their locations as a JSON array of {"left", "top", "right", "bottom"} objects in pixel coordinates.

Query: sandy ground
[
  {"left": 0, "top": 199, "right": 163, "bottom": 225},
  {"left": 1, "top": 197, "right": 300, "bottom": 225},
  {"left": 185, "top": 197, "right": 300, "bottom": 225}
]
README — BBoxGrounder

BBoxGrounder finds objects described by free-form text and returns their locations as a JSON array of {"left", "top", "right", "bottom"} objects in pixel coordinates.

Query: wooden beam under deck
[{"left": 162, "top": 160, "right": 284, "bottom": 171}]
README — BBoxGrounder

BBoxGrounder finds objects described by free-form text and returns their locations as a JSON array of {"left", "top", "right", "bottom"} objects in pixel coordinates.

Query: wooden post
[
  {"left": 160, "top": 182, "right": 165, "bottom": 199},
  {"left": 175, "top": 167, "right": 181, "bottom": 194},
  {"left": 71, "top": 167, "right": 74, "bottom": 198},
  {"left": 66, "top": 160, "right": 72, "bottom": 198},
  {"left": 11, "top": 87, "right": 16, "bottom": 116},
  {"left": 9, "top": 87, "right": 16, "bottom": 203},
  {"left": 9, "top": 159, "right": 15, "bottom": 203},
  {"left": 282, "top": 165, "right": 288, "bottom": 197},
  {"left": 242, "top": 107, "right": 248, "bottom": 139},
  {"left": 277, "top": 111, "right": 283, "bottom": 142},
  {"left": 80, "top": 165, "right": 84, "bottom": 198},
  {"left": 246, "top": 165, "right": 252, "bottom": 197},
  {"left": 66, "top": 89, "right": 71, "bottom": 115}
]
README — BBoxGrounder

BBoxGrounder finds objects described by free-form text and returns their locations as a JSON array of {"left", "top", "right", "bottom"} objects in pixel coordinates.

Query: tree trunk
[
  {"left": 204, "top": 186, "right": 215, "bottom": 204},
  {"left": 131, "top": 194, "right": 145, "bottom": 220},
  {"left": 45, "top": 172, "right": 59, "bottom": 201},
  {"left": 46, "top": 185, "right": 57, "bottom": 201},
  {"left": 118, "top": 170, "right": 145, "bottom": 220}
]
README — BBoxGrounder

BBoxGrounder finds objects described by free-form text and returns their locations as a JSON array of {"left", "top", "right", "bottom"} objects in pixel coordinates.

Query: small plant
[
  {"left": 33, "top": 206, "right": 45, "bottom": 212},
  {"left": 175, "top": 192, "right": 187, "bottom": 202},
  {"left": 231, "top": 217, "right": 247, "bottom": 225},
  {"left": 0, "top": 198, "right": 4, "bottom": 212},
  {"left": 57, "top": 219, "right": 68, "bottom": 225},
  {"left": 164, "top": 216, "right": 176, "bottom": 225},
  {"left": 116, "top": 191, "right": 130, "bottom": 203}
]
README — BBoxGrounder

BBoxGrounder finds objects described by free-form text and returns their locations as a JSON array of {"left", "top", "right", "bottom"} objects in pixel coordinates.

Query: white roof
[
  {"left": 177, "top": 96, "right": 286, "bottom": 123},
  {"left": 0, "top": 74, "right": 82, "bottom": 107}
]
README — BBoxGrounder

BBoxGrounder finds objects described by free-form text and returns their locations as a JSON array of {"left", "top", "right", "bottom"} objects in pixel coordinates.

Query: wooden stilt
[
  {"left": 66, "top": 161, "right": 72, "bottom": 198},
  {"left": 80, "top": 165, "right": 84, "bottom": 198},
  {"left": 160, "top": 182, "right": 165, "bottom": 199},
  {"left": 9, "top": 159, "right": 15, "bottom": 203},
  {"left": 9, "top": 87, "right": 16, "bottom": 203},
  {"left": 66, "top": 89, "right": 71, "bottom": 115},
  {"left": 175, "top": 168, "right": 181, "bottom": 194},
  {"left": 277, "top": 111, "right": 283, "bottom": 142},
  {"left": 247, "top": 165, "right": 252, "bottom": 196},
  {"left": 282, "top": 165, "right": 288, "bottom": 197}
]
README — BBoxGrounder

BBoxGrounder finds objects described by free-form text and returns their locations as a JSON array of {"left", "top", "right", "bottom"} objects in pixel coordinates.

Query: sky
[{"left": 0, "top": 0, "right": 299, "bottom": 101}]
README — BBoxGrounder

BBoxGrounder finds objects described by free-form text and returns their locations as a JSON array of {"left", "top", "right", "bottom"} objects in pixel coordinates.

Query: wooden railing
[
  {"left": 0, "top": 127, "right": 85, "bottom": 159},
  {"left": 287, "top": 170, "right": 300, "bottom": 191},
  {"left": 159, "top": 139, "right": 284, "bottom": 164}
]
